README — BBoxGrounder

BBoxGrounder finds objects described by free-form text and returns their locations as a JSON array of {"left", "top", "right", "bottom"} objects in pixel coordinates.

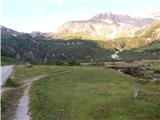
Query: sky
[{"left": 1, "top": 0, "right": 160, "bottom": 33}]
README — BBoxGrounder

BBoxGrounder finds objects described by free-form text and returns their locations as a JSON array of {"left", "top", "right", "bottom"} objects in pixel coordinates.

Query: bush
[
  {"left": 55, "top": 60, "right": 64, "bottom": 66},
  {"left": 68, "top": 60, "right": 80, "bottom": 66},
  {"left": 154, "top": 69, "right": 160, "bottom": 74},
  {"left": 5, "top": 78, "right": 18, "bottom": 87},
  {"left": 121, "top": 67, "right": 152, "bottom": 79},
  {"left": 94, "top": 62, "right": 104, "bottom": 66}
]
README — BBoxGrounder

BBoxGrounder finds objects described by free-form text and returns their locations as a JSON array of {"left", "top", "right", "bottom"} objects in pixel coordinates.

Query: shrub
[
  {"left": 95, "top": 62, "right": 104, "bottom": 66},
  {"left": 5, "top": 78, "right": 18, "bottom": 87},
  {"left": 55, "top": 60, "right": 64, "bottom": 66},
  {"left": 154, "top": 69, "right": 160, "bottom": 74},
  {"left": 68, "top": 59, "right": 80, "bottom": 66}
]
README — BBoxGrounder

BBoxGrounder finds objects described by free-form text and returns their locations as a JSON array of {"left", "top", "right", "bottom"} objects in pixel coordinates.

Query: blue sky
[{"left": 1, "top": 0, "right": 160, "bottom": 32}]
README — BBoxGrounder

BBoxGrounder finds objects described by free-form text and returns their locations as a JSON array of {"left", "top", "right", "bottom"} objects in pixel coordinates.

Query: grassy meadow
[
  {"left": 1, "top": 64, "right": 160, "bottom": 120},
  {"left": 11, "top": 65, "right": 74, "bottom": 83},
  {"left": 29, "top": 66, "right": 160, "bottom": 120},
  {"left": 1, "top": 65, "right": 75, "bottom": 120},
  {"left": 142, "top": 59, "right": 160, "bottom": 71}
]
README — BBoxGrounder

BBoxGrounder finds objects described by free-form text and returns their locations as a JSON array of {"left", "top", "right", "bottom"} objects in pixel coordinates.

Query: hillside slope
[
  {"left": 1, "top": 24, "right": 160, "bottom": 64},
  {"left": 123, "top": 21, "right": 160, "bottom": 49},
  {"left": 120, "top": 40, "right": 160, "bottom": 60},
  {"left": 55, "top": 12, "right": 155, "bottom": 41},
  {"left": 1, "top": 26, "right": 114, "bottom": 64}
]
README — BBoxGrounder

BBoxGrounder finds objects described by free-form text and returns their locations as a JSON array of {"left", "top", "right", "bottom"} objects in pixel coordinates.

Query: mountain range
[
  {"left": 1, "top": 11, "right": 160, "bottom": 64},
  {"left": 54, "top": 12, "right": 160, "bottom": 41}
]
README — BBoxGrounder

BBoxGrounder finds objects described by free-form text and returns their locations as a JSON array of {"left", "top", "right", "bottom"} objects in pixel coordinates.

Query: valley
[
  {"left": 1, "top": 23, "right": 160, "bottom": 65},
  {"left": 1, "top": 10, "right": 160, "bottom": 120},
  {"left": 1, "top": 63, "right": 160, "bottom": 120}
]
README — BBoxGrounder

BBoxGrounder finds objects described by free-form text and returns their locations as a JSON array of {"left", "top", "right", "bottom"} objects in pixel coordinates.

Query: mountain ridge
[
  {"left": 54, "top": 12, "right": 160, "bottom": 42},
  {"left": 1, "top": 24, "right": 160, "bottom": 64}
]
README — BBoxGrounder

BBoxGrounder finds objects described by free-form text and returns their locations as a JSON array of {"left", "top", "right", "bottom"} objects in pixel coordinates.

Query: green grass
[
  {"left": 142, "top": 59, "right": 160, "bottom": 71},
  {"left": 1, "top": 56, "right": 23, "bottom": 65},
  {"left": 11, "top": 65, "right": 74, "bottom": 83},
  {"left": 1, "top": 65, "right": 74, "bottom": 120},
  {"left": 119, "top": 40, "right": 160, "bottom": 60},
  {"left": 2, "top": 65, "right": 159, "bottom": 120},
  {"left": 133, "top": 40, "right": 160, "bottom": 53},
  {"left": 30, "top": 66, "right": 160, "bottom": 120},
  {"left": 1, "top": 88, "right": 24, "bottom": 120}
]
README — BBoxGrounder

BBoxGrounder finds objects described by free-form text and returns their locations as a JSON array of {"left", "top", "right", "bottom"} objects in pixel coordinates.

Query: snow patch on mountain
[{"left": 102, "top": 19, "right": 113, "bottom": 24}]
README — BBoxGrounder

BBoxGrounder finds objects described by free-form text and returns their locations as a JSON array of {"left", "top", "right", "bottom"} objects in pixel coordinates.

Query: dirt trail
[
  {"left": 13, "top": 75, "right": 46, "bottom": 120},
  {"left": 12, "top": 70, "right": 75, "bottom": 120}
]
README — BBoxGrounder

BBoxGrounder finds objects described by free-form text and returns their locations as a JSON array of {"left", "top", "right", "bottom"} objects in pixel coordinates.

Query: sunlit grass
[{"left": 30, "top": 66, "right": 160, "bottom": 120}]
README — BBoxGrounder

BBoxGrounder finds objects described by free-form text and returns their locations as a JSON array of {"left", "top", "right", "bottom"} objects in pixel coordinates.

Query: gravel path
[
  {"left": 13, "top": 75, "right": 46, "bottom": 120},
  {"left": 13, "top": 70, "right": 75, "bottom": 120}
]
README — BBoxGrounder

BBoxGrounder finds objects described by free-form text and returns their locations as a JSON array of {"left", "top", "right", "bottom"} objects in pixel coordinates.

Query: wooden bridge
[{"left": 104, "top": 61, "right": 142, "bottom": 69}]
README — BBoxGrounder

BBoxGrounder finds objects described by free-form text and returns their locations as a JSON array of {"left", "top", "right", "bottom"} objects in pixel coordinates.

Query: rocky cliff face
[
  {"left": 90, "top": 12, "right": 154, "bottom": 27},
  {"left": 55, "top": 12, "right": 157, "bottom": 40}
]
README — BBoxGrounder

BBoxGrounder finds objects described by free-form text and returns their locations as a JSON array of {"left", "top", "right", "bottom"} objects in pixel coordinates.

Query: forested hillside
[{"left": 1, "top": 26, "right": 113, "bottom": 64}]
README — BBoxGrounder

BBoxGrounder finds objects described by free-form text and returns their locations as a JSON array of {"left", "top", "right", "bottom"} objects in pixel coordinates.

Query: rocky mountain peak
[
  {"left": 90, "top": 12, "right": 155, "bottom": 27},
  {"left": 90, "top": 12, "right": 131, "bottom": 22},
  {"left": 54, "top": 12, "right": 158, "bottom": 40}
]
